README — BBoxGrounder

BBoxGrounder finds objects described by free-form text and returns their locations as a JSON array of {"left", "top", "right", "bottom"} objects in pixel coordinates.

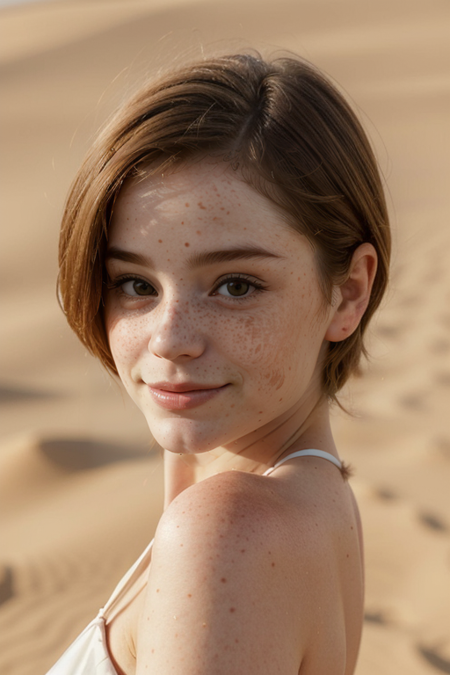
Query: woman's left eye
[{"left": 212, "top": 276, "right": 263, "bottom": 299}]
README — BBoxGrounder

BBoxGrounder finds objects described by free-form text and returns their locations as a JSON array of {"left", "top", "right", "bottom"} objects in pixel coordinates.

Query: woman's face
[{"left": 104, "top": 161, "right": 334, "bottom": 454}]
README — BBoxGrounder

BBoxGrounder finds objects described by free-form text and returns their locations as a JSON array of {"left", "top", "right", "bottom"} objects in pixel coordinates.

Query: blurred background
[{"left": 0, "top": 1, "right": 449, "bottom": 673}]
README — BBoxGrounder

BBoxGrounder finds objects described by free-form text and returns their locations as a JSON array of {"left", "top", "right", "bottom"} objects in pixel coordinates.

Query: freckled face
[{"left": 104, "top": 162, "right": 333, "bottom": 454}]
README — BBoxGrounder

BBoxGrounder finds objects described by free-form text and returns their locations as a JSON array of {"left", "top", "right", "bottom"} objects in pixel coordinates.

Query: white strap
[
  {"left": 100, "top": 538, "right": 154, "bottom": 616},
  {"left": 265, "top": 449, "right": 342, "bottom": 475}
]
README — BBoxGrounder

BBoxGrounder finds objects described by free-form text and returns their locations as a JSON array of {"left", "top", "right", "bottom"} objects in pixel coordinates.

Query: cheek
[
  {"left": 226, "top": 290, "right": 326, "bottom": 396},
  {"left": 105, "top": 310, "right": 147, "bottom": 376}
]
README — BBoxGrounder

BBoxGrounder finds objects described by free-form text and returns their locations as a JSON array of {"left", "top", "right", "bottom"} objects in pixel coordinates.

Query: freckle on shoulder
[{"left": 159, "top": 471, "right": 278, "bottom": 542}]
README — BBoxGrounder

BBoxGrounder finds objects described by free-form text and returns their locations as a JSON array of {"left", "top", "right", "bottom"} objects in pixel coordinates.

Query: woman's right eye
[{"left": 119, "top": 278, "right": 157, "bottom": 297}]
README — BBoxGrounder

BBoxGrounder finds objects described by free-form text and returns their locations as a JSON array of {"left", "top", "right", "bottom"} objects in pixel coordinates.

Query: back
[{"left": 278, "top": 463, "right": 364, "bottom": 674}]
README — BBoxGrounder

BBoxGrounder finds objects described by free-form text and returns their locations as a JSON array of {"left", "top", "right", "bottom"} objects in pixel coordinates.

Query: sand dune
[
  {"left": 0, "top": 434, "right": 163, "bottom": 675},
  {"left": 0, "top": 0, "right": 449, "bottom": 673}
]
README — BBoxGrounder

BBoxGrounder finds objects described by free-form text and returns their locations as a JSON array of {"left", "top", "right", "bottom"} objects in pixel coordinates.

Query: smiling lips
[{"left": 147, "top": 382, "right": 229, "bottom": 410}]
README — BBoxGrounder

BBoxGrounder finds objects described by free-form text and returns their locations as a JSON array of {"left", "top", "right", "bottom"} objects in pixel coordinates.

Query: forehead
[{"left": 109, "top": 160, "right": 299, "bottom": 250}]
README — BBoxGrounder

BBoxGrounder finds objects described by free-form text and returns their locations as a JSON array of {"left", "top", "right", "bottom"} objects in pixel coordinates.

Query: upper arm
[{"left": 135, "top": 473, "right": 307, "bottom": 674}]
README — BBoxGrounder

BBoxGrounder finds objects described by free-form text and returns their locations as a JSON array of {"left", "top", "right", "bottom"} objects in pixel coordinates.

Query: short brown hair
[{"left": 58, "top": 52, "right": 390, "bottom": 400}]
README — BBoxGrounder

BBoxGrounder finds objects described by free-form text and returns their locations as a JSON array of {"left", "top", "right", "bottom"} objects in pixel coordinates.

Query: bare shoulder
[
  {"left": 155, "top": 469, "right": 288, "bottom": 550},
  {"left": 136, "top": 470, "right": 362, "bottom": 674},
  {"left": 148, "top": 470, "right": 298, "bottom": 612}
]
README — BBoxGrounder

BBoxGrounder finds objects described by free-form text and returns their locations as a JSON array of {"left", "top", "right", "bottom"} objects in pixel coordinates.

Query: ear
[{"left": 325, "top": 243, "right": 378, "bottom": 342}]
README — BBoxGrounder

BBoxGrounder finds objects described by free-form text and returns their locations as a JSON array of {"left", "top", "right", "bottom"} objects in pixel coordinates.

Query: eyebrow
[
  {"left": 187, "top": 246, "right": 283, "bottom": 269},
  {"left": 105, "top": 245, "right": 283, "bottom": 269},
  {"left": 106, "top": 248, "right": 152, "bottom": 266}
]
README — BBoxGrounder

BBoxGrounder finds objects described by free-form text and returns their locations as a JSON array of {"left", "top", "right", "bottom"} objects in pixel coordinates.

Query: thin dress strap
[
  {"left": 99, "top": 538, "right": 154, "bottom": 619},
  {"left": 263, "top": 449, "right": 342, "bottom": 476}
]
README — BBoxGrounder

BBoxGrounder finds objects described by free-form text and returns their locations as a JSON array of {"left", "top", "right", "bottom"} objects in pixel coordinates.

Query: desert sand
[{"left": 0, "top": 0, "right": 449, "bottom": 673}]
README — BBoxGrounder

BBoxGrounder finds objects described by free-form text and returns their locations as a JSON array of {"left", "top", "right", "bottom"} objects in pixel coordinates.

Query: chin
[{"left": 143, "top": 414, "right": 227, "bottom": 454}]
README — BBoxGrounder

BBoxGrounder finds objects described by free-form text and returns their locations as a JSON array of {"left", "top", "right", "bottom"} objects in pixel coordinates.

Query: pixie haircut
[{"left": 58, "top": 53, "right": 390, "bottom": 401}]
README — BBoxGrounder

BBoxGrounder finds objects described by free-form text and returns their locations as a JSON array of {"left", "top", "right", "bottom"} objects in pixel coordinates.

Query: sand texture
[{"left": 0, "top": 0, "right": 449, "bottom": 673}]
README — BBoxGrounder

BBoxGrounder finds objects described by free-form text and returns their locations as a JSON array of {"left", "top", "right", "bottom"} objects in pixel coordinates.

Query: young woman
[{"left": 49, "top": 52, "right": 390, "bottom": 674}]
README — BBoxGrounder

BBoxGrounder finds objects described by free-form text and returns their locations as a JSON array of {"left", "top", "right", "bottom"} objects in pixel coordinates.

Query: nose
[{"left": 148, "top": 299, "right": 206, "bottom": 362}]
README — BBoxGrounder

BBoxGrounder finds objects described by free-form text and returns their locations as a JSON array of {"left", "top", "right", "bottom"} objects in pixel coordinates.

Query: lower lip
[{"left": 147, "top": 385, "right": 229, "bottom": 410}]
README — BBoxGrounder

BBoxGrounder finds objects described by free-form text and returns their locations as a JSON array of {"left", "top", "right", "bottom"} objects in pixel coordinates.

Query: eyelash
[
  {"left": 106, "top": 273, "right": 267, "bottom": 301},
  {"left": 106, "top": 274, "right": 157, "bottom": 298},
  {"left": 210, "top": 274, "right": 267, "bottom": 300}
]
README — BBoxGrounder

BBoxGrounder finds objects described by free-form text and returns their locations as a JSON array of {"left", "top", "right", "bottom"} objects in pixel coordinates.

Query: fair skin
[{"left": 103, "top": 160, "right": 377, "bottom": 675}]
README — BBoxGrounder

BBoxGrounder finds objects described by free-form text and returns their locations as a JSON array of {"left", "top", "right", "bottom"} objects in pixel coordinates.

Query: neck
[{"left": 163, "top": 394, "right": 336, "bottom": 509}]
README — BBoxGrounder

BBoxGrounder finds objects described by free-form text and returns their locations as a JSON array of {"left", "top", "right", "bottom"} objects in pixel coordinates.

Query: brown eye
[
  {"left": 122, "top": 279, "right": 156, "bottom": 296},
  {"left": 226, "top": 281, "right": 250, "bottom": 296},
  {"left": 216, "top": 279, "right": 253, "bottom": 298}
]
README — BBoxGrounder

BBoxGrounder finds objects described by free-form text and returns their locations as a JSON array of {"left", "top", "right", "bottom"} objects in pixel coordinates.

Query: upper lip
[{"left": 148, "top": 382, "right": 227, "bottom": 393}]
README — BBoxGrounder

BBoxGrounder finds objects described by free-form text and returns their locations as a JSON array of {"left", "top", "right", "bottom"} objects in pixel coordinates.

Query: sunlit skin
[
  {"left": 103, "top": 160, "right": 377, "bottom": 675},
  {"left": 105, "top": 160, "right": 344, "bottom": 491}
]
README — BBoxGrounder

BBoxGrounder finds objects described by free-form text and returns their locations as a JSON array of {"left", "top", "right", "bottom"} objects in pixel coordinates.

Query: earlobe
[{"left": 325, "top": 243, "right": 378, "bottom": 343}]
